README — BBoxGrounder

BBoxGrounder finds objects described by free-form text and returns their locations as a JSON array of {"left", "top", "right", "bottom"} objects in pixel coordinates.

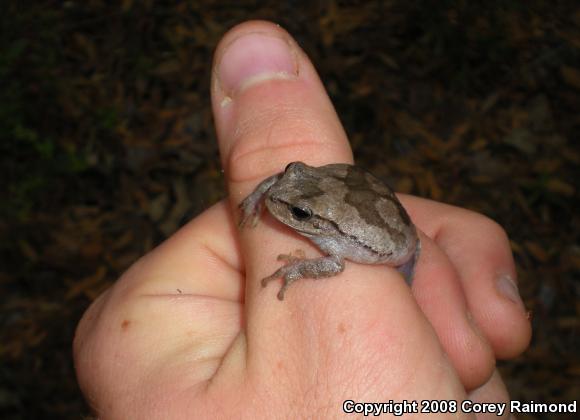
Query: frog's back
[{"left": 313, "top": 164, "right": 417, "bottom": 266}]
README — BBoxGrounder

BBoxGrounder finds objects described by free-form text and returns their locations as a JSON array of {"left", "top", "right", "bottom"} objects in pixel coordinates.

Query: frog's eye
[{"left": 289, "top": 205, "right": 312, "bottom": 221}]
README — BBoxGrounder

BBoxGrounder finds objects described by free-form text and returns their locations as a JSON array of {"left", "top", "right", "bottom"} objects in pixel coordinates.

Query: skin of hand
[{"left": 73, "top": 21, "right": 531, "bottom": 420}]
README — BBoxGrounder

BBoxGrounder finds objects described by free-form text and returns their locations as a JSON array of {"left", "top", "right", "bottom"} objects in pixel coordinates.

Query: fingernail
[
  {"left": 496, "top": 274, "right": 525, "bottom": 310},
  {"left": 216, "top": 32, "right": 298, "bottom": 103}
]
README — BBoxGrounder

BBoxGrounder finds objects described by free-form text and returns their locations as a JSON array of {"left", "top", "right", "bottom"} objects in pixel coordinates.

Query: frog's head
[{"left": 265, "top": 162, "right": 340, "bottom": 238}]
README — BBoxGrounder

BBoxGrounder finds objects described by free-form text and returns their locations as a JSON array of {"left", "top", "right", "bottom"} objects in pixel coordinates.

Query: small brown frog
[{"left": 239, "top": 162, "right": 420, "bottom": 300}]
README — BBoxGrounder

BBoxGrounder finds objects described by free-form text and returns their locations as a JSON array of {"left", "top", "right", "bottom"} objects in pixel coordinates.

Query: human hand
[{"left": 74, "top": 21, "right": 531, "bottom": 419}]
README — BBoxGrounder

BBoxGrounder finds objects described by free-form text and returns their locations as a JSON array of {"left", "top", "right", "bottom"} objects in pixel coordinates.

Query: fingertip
[
  {"left": 475, "top": 273, "right": 532, "bottom": 359},
  {"left": 467, "top": 370, "right": 511, "bottom": 419},
  {"left": 404, "top": 197, "right": 532, "bottom": 362},
  {"left": 212, "top": 21, "right": 299, "bottom": 107},
  {"left": 210, "top": 20, "right": 351, "bottom": 186},
  {"left": 413, "top": 234, "right": 496, "bottom": 390}
]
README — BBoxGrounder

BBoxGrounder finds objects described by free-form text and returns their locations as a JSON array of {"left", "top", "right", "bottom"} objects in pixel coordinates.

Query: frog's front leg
[
  {"left": 262, "top": 254, "right": 345, "bottom": 300},
  {"left": 238, "top": 173, "right": 282, "bottom": 227}
]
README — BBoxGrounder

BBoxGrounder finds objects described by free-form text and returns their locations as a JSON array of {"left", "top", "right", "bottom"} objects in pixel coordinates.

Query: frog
[{"left": 238, "top": 161, "right": 420, "bottom": 300}]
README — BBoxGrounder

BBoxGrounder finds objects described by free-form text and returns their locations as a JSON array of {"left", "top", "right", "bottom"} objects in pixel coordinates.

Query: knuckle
[
  {"left": 478, "top": 215, "right": 509, "bottom": 242},
  {"left": 227, "top": 105, "right": 333, "bottom": 182}
]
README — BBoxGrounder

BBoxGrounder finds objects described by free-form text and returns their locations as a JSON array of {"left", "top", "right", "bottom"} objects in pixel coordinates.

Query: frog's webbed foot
[
  {"left": 262, "top": 254, "right": 345, "bottom": 300},
  {"left": 238, "top": 173, "right": 282, "bottom": 228},
  {"left": 396, "top": 239, "right": 421, "bottom": 286}
]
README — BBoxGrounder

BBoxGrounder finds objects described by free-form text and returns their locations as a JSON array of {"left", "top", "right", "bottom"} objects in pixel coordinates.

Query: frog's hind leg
[
  {"left": 261, "top": 254, "right": 345, "bottom": 300},
  {"left": 396, "top": 239, "right": 421, "bottom": 286}
]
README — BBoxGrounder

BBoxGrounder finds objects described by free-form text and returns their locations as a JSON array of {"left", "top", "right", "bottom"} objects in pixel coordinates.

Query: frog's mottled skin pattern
[{"left": 239, "top": 162, "right": 420, "bottom": 300}]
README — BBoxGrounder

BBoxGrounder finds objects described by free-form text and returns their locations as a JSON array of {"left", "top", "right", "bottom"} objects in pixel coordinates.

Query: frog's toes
[
  {"left": 261, "top": 272, "right": 279, "bottom": 288},
  {"left": 238, "top": 208, "right": 259, "bottom": 228},
  {"left": 261, "top": 263, "right": 303, "bottom": 300},
  {"left": 276, "top": 253, "right": 300, "bottom": 263},
  {"left": 238, "top": 198, "right": 263, "bottom": 228},
  {"left": 261, "top": 264, "right": 300, "bottom": 288}
]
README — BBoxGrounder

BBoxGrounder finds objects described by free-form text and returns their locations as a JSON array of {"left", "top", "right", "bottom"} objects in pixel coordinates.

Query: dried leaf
[
  {"left": 561, "top": 66, "right": 580, "bottom": 90},
  {"left": 545, "top": 179, "right": 575, "bottom": 197},
  {"left": 153, "top": 60, "right": 182, "bottom": 76},
  {"left": 524, "top": 241, "right": 549, "bottom": 262},
  {"left": 18, "top": 240, "right": 38, "bottom": 262},
  {"left": 66, "top": 266, "right": 107, "bottom": 300}
]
